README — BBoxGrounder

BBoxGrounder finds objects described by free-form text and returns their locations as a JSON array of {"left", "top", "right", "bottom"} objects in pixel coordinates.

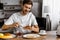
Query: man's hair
[{"left": 22, "top": 0, "right": 33, "bottom": 6}]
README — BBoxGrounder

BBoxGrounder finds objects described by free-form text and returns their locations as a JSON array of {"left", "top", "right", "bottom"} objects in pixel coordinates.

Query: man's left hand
[
  {"left": 23, "top": 25, "right": 32, "bottom": 30},
  {"left": 32, "top": 25, "right": 39, "bottom": 33}
]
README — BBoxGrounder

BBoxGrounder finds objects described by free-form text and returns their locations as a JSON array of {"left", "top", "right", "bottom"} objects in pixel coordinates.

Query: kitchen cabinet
[
  {"left": 0, "top": 0, "right": 20, "bottom": 26},
  {"left": 1, "top": 0, "right": 20, "bottom": 5},
  {"left": 1, "top": 0, "right": 21, "bottom": 18},
  {"left": 3, "top": 5, "right": 21, "bottom": 18},
  {"left": 3, "top": 5, "right": 21, "bottom": 11}
]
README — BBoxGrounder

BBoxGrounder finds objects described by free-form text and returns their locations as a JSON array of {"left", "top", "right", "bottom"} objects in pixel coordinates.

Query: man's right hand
[
  {"left": 23, "top": 25, "right": 32, "bottom": 30},
  {"left": 12, "top": 22, "right": 19, "bottom": 28}
]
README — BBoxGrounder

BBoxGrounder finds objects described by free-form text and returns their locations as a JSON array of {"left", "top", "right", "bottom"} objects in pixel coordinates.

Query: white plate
[
  {"left": 0, "top": 29, "right": 12, "bottom": 33},
  {"left": 0, "top": 34, "right": 16, "bottom": 39},
  {"left": 23, "top": 34, "right": 40, "bottom": 38},
  {"left": 39, "top": 33, "right": 47, "bottom": 35}
]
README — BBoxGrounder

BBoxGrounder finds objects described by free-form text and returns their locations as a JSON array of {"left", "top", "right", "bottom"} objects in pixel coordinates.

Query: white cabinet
[{"left": 1, "top": 0, "right": 20, "bottom": 5}]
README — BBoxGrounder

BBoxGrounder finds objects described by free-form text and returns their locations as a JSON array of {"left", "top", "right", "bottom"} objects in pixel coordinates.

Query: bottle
[
  {"left": 56, "top": 21, "right": 60, "bottom": 37},
  {"left": 46, "top": 14, "right": 51, "bottom": 31}
]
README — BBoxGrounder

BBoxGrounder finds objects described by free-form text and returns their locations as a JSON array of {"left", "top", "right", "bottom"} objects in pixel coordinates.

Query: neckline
[{"left": 17, "top": 12, "right": 29, "bottom": 17}]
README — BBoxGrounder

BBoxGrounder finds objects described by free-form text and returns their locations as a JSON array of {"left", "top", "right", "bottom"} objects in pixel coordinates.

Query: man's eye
[
  {"left": 29, "top": 8, "right": 31, "bottom": 9},
  {"left": 25, "top": 6, "right": 28, "bottom": 8}
]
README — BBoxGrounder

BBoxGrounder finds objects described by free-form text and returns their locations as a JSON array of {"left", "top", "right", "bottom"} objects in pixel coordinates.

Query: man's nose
[{"left": 26, "top": 9, "right": 30, "bottom": 11}]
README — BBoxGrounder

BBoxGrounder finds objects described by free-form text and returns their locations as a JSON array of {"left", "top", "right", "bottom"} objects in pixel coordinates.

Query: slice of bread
[
  {"left": 4, "top": 33, "right": 11, "bottom": 36},
  {"left": 1, "top": 36, "right": 13, "bottom": 39}
]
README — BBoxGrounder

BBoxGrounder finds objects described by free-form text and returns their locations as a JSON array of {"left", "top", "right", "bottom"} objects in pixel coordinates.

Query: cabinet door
[{"left": 1, "top": 0, "right": 20, "bottom": 5}]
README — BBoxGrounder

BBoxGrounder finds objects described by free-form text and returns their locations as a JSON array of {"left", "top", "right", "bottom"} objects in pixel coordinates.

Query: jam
[{"left": 16, "top": 32, "right": 22, "bottom": 36}]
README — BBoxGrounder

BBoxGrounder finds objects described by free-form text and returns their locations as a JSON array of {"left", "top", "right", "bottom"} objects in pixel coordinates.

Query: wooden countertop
[{"left": 4, "top": 31, "right": 60, "bottom": 40}]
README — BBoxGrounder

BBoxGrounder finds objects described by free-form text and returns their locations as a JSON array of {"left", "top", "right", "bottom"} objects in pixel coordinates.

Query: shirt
[{"left": 4, "top": 12, "right": 38, "bottom": 33}]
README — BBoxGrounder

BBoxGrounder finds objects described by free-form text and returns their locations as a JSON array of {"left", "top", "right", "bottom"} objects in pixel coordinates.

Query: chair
[
  {"left": 36, "top": 17, "right": 51, "bottom": 31},
  {"left": 36, "top": 17, "right": 46, "bottom": 30}
]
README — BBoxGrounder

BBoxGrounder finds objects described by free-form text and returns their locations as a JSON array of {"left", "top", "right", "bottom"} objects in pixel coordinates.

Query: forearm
[
  {"left": 2, "top": 22, "right": 19, "bottom": 30},
  {"left": 2, "top": 24, "right": 14, "bottom": 30}
]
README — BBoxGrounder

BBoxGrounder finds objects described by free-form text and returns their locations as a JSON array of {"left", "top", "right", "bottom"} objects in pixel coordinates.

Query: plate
[
  {"left": 39, "top": 33, "right": 47, "bottom": 35},
  {"left": 0, "top": 29, "right": 12, "bottom": 33},
  {"left": 0, "top": 34, "right": 16, "bottom": 39},
  {"left": 23, "top": 34, "right": 40, "bottom": 38}
]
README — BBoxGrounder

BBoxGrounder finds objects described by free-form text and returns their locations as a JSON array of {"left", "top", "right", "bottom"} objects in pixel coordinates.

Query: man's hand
[
  {"left": 23, "top": 25, "right": 39, "bottom": 33},
  {"left": 12, "top": 22, "right": 19, "bottom": 28},
  {"left": 23, "top": 25, "right": 32, "bottom": 30},
  {"left": 31, "top": 25, "right": 39, "bottom": 33}
]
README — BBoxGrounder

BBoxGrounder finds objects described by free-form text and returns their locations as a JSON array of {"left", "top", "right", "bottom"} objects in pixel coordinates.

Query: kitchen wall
[
  {"left": 42, "top": 0, "right": 60, "bottom": 30},
  {"left": 32, "top": 2, "right": 39, "bottom": 17},
  {"left": 0, "top": 0, "right": 42, "bottom": 18},
  {"left": 32, "top": 0, "right": 42, "bottom": 17}
]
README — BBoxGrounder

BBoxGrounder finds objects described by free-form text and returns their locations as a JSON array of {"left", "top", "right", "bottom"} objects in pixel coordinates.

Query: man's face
[{"left": 22, "top": 4, "right": 32, "bottom": 14}]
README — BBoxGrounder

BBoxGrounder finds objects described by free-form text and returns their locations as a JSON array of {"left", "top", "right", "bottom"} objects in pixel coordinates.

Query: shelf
[
  {"left": 3, "top": 5, "right": 21, "bottom": 6},
  {"left": 4, "top": 9, "right": 21, "bottom": 11}
]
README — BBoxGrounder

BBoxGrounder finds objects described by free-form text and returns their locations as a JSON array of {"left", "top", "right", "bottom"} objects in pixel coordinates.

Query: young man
[{"left": 2, "top": 0, "right": 39, "bottom": 33}]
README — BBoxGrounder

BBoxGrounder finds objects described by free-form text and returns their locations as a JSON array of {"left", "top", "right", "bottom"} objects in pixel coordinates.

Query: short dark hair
[{"left": 22, "top": 0, "right": 33, "bottom": 6}]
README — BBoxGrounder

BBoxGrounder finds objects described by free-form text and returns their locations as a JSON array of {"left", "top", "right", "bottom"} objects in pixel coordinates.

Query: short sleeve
[
  {"left": 4, "top": 14, "right": 14, "bottom": 25},
  {"left": 31, "top": 14, "right": 38, "bottom": 25}
]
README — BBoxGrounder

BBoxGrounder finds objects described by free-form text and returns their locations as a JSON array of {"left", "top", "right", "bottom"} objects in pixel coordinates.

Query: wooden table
[{"left": 1, "top": 31, "right": 60, "bottom": 40}]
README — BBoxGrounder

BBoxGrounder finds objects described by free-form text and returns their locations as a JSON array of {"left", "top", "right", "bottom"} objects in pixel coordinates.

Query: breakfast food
[
  {"left": 0, "top": 33, "right": 13, "bottom": 39},
  {"left": 23, "top": 34, "right": 40, "bottom": 38},
  {"left": 0, "top": 33, "right": 4, "bottom": 36},
  {"left": 4, "top": 33, "right": 11, "bottom": 36},
  {"left": 1, "top": 35, "right": 13, "bottom": 39},
  {"left": 27, "top": 35, "right": 34, "bottom": 38}
]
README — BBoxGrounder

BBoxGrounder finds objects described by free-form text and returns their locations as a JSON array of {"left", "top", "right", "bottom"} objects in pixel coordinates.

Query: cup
[{"left": 40, "top": 30, "right": 46, "bottom": 34}]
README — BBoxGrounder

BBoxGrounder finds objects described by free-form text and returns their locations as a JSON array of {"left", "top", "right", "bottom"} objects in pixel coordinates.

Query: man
[{"left": 2, "top": 0, "right": 39, "bottom": 33}]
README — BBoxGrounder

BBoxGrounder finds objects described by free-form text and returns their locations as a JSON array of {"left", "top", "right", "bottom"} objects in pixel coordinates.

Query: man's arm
[
  {"left": 2, "top": 24, "right": 13, "bottom": 30},
  {"left": 2, "top": 22, "right": 19, "bottom": 30},
  {"left": 23, "top": 25, "right": 39, "bottom": 33}
]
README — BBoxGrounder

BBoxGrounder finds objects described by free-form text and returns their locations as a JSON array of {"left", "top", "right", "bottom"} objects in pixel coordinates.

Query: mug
[{"left": 40, "top": 30, "right": 46, "bottom": 34}]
